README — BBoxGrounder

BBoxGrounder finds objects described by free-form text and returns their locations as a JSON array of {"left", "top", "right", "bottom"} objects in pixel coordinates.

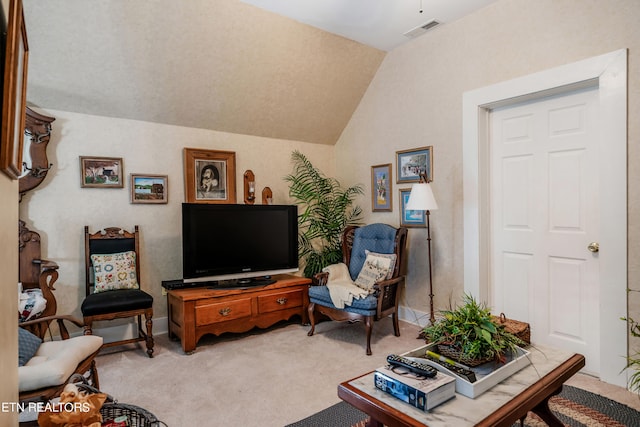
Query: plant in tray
[
  {"left": 421, "top": 294, "right": 525, "bottom": 365},
  {"left": 622, "top": 316, "right": 640, "bottom": 395}
]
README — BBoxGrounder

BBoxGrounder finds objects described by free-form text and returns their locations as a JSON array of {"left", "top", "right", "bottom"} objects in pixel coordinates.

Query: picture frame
[
  {"left": 396, "top": 146, "right": 433, "bottom": 184},
  {"left": 371, "top": 163, "right": 392, "bottom": 212},
  {"left": 184, "top": 148, "right": 236, "bottom": 204},
  {"left": 399, "top": 188, "right": 426, "bottom": 228},
  {"left": 1, "top": 0, "right": 29, "bottom": 179},
  {"left": 80, "top": 156, "right": 124, "bottom": 188},
  {"left": 130, "top": 174, "right": 168, "bottom": 204}
]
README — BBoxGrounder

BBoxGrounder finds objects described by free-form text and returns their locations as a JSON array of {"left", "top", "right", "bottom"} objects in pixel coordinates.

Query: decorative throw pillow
[
  {"left": 365, "top": 250, "right": 397, "bottom": 280},
  {"left": 354, "top": 251, "right": 397, "bottom": 293},
  {"left": 18, "top": 327, "right": 42, "bottom": 366},
  {"left": 91, "top": 251, "right": 139, "bottom": 293}
]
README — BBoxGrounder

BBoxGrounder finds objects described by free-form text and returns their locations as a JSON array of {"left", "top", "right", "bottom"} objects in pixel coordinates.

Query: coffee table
[{"left": 338, "top": 345, "right": 585, "bottom": 427}]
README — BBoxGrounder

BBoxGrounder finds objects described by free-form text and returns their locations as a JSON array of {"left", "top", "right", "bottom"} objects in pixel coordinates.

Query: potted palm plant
[
  {"left": 284, "top": 150, "right": 363, "bottom": 277},
  {"left": 421, "top": 294, "right": 525, "bottom": 366}
]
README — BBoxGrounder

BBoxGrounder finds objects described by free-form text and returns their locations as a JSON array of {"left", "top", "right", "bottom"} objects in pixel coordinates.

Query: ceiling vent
[{"left": 403, "top": 19, "right": 441, "bottom": 38}]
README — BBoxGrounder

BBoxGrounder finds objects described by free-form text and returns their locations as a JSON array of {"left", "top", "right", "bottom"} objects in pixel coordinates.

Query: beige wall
[
  {"left": 19, "top": 109, "right": 334, "bottom": 321},
  {"left": 0, "top": 176, "right": 18, "bottom": 425},
  {"left": 335, "top": 0, "right": 640, "bottom": 338}
]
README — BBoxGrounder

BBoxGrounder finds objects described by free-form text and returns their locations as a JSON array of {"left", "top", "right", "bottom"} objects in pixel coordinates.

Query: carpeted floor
[{"left": 286, "top": 386, "right": 640, "bottom": 427}]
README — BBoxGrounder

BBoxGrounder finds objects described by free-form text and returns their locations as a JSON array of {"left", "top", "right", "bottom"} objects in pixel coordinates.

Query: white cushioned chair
[{"left": 18, "top": 315, "right": 102, "bottom": 405}]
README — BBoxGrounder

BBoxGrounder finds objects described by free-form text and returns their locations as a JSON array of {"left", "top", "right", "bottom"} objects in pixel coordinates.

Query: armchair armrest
[
  {"left": 373, "top": 275, "right": 404, "bottom": 292},
  {"left": 312, "top": 271, "right": 329, "bottom": 286},
  {"left": 20, "top": 315, "right": 85, "bottom": 340}
]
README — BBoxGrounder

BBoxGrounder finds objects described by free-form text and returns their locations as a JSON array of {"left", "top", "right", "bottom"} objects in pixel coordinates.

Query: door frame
[{"left": 462, "top": 49, "right": 627, "bottom": 386}]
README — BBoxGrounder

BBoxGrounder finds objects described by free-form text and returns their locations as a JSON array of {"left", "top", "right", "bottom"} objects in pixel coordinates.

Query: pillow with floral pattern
[{"left": 91, "top": 251, "right": 139, "bottom": 293}]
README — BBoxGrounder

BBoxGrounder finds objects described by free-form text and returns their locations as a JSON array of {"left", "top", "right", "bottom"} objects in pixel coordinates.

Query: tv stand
[{"left": 166, "top": 274, "right": 310, "bottom": 353}]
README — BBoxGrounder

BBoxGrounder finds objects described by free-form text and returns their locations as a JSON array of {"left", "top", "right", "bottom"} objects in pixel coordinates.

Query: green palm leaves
[{"left": 285, "top": 150, "right": 363, "bottom": 277}]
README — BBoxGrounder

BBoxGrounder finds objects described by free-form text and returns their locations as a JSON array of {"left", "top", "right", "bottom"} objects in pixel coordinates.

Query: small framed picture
[
  {"left": 396, "top": 146, "right": 433, "bottom": 184},
  {"left": 371, "top": 163, "right": 392, "bottom": 212},
  {"left": 183, "top": 148, "right": 236, "bottom": 204},
  {"left": 80, "top": 156, "right": 124, "bottom": 188},
  {"left": 399, "top": 188, "right": 426, "bottom": 228},
  {"left": 130, "top": 174, "right": 168, "bottom": 204}
]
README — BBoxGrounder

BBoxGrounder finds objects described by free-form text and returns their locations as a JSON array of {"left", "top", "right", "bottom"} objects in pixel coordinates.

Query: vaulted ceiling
[{"left": 22, "top": 0, "right": 496, "bottom": 145}]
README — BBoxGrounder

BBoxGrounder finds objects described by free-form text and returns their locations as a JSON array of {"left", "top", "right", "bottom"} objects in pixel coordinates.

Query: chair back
[
  {"left": 84, "top": 226, "right": 140, "bottom": 296},
  {"left": 342, "top": 223, "right": 407, "bottom": 281}
]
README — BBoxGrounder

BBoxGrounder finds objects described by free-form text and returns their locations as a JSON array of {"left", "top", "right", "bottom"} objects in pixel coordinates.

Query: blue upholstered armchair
[{"left": 307, "top": 223, "right": 408, "bottom": 355}]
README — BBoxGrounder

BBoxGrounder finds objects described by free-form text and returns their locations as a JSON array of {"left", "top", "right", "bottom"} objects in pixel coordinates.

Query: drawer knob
[
  {"left": 276, "top": 297, "right": 288, "bottom": 305},
  {"left": 219, "top": 307, "right": 232, "bottom": 316}
]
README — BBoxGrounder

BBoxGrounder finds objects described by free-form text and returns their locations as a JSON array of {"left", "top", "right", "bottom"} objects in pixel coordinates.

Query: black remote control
[
  {"left": 425, "top": 355, "right": 477, "bottom": 383},
  {"left": 386, "top": 354, "right": 438, "bottom": 378}
]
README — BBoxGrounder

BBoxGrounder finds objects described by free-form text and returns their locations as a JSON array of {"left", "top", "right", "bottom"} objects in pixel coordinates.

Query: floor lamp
[{"left": 405, "top": 172, "right": 438, "bottom": 325}]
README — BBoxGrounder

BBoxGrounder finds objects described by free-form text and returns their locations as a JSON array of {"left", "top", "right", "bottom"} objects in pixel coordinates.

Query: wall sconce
[
  {"left": 262, "top": 187, "right": 273, "bottom": 205},
  {"left": 244, "top": 170, "right": 255, "bottom": 204}
]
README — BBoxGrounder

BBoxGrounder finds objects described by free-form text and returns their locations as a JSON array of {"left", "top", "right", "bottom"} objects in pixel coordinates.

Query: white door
[{"left": 489, "top": 87, "right": 600, "bottom": 375}]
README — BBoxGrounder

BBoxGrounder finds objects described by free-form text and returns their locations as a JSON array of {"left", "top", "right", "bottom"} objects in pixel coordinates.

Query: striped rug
[{"left": 287, "top": 386, "right": 640, "bottom": 427}]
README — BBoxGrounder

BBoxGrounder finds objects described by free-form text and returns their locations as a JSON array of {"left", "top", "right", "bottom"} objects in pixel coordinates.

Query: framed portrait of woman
[{"left": 183, "top": 148, "right": 236, "bottom": 204}]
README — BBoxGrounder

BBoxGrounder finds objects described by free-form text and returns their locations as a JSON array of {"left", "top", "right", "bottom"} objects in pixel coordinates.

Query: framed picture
[
  {"left": 399, "top": 188, "right": 426, "bottom": 228},
  {"left": 80, "top": 156, "right": 124, "bottom": 188},
  {"left": 1, "top": 0, "right": 29, "bottom": 179},
  {"left": 130, "top": 174, "right": 168, "bottom": 204},
  {"left": 371, "top": 163, "right": 392, "bottom": 212},
  {"left": 184, "top": 148, "right": 236, "bottom": 204},
  {"left": 396, "top": 146, "right": 433, "bottom": 184}
]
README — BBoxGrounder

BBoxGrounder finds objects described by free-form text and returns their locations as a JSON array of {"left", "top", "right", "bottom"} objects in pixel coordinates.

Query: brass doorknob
[{"left": 587, "top": 242, "right": 599, "bottom": 253}]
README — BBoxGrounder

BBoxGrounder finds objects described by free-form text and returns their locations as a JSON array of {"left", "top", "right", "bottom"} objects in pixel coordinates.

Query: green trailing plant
[
  {"left": 621, "top": 316, "right": 640, "bottom": 394},
  {"left": 284, "top": 150, "right": 363, "bottom": 278},
  {"left": 421, "top": 294, "right": 524, "bottom": 364}
]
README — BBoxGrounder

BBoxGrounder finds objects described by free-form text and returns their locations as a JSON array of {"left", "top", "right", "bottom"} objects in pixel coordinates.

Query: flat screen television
[{"left": 182, "top": 203, "right": 299, "bottom": 286}]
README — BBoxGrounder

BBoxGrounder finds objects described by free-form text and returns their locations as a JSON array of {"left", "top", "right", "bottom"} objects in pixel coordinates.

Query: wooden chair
[
  {"left": 81, "top": 226, "right": 154, "bottom": 357},
  {"left": 307, "top": 223, "right": 408, "bottom": 355},
  {"left": 18, "top": 222, "right": 102, "bottom": 425}
]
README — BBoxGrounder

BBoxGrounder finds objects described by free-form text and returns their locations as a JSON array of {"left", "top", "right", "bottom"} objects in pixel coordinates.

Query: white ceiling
[{"left": 240, "top": 0, "right": 500, "bottom": 51}]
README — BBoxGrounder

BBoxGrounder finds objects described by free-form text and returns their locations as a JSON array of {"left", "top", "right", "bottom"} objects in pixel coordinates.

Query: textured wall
[
  {"left": 335, "top": 0, "right": 640, "bottom": 337},
  {"left": 19, "top": 109, "right": 334, "bottom": 321}
]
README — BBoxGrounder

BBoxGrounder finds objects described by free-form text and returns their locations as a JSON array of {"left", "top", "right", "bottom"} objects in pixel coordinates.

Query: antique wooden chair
[
  {"left": 307, "top": 223, "right": 408, "bottom": 355},
  {"left": 81, "top": 226, "right": 154, "bottom": 357},
  {"left": 18, "top": 222, "right": 102, "bottom": 425}
]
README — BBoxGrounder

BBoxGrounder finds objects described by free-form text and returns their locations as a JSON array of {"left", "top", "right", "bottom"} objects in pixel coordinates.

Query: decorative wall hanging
[
  {"left": 399, "top": 188, "right": 426, "bottom": 228},
  {"left": 183, "top": 148, "right": 236, "bottom": 204},
  {"left": 371, "top": 163, "right": 392, "bottom": 212},
  {"left": 396, "top": 146, "right": 433, "bottom": 184},
  {"left": 79, "top": 156, "right": 124, "bottom": 188},
  {"left": 130, "top": 174, "right": 168, "bottom": 204},
  {"left": 1, "top": 0, "right": 29, "bottom": 179}
]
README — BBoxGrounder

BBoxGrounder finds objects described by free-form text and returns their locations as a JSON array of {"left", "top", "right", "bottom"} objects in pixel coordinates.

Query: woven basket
[
  {"left": 492, "top": 312, "right": 531, "bottom": 345},
  {"left": 100, "top": 402, "right": 167, "bottom": 427},
  {"left": 436, "top": 345, "right": 494, "bottom": 367}
]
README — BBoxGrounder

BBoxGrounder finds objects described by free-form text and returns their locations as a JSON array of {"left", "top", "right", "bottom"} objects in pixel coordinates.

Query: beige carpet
[
  {"left": 95, "top": 319, "right": 640, "bottom": 426},
  {"left": 96, "top": 319, "right": 424, "bottom": 426}
]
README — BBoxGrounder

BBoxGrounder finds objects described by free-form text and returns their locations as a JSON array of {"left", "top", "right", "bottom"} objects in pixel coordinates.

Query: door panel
[{"left": 490, "top": 87, "right": 600, "bottom": 375}]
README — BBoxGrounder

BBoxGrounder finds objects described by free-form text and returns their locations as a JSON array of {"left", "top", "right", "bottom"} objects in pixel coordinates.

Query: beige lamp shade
[{"left": 405, "top": 182, "right": 438, "bottom": 211}]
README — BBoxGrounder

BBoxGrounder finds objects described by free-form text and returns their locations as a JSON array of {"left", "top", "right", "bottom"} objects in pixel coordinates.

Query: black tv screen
[{"left": 182, "top": 203, "right": 298, "bottom": 284}]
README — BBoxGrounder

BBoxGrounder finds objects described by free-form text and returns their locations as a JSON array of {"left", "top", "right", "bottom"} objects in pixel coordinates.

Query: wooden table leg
[
  {"left": 529, "top": 386, "right": 563, "bottom": 427},
  {"left": 365, "top": 417, "right": 384, "bottom": 427}
]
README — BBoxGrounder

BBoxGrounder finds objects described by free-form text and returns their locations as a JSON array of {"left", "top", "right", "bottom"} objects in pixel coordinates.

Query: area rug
[{"left": 285, "top": 386, "right": 640, "bottom": 427}]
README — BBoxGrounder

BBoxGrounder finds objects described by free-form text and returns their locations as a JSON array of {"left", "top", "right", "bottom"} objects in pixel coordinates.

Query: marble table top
[{"left": 342, "top": 344, "right": 579, "bottom": 426}]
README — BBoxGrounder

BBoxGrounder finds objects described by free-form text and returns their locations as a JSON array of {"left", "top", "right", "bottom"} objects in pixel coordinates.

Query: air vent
[{"left": 403, "top": 19, "right": 441, "bottom": 38}]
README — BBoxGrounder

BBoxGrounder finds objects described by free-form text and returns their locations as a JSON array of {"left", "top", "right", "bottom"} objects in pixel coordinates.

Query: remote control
[{"left": 386, "top": 354, "right": 437, "bottom": 378}]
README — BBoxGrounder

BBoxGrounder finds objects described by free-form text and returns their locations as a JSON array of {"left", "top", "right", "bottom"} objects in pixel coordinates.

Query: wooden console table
[
  {"left": 338, "top": 345, "right": 585, "bottom": 427},
  {"left": 167, "top": 274, "right": 310, "bottom": 353}
]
